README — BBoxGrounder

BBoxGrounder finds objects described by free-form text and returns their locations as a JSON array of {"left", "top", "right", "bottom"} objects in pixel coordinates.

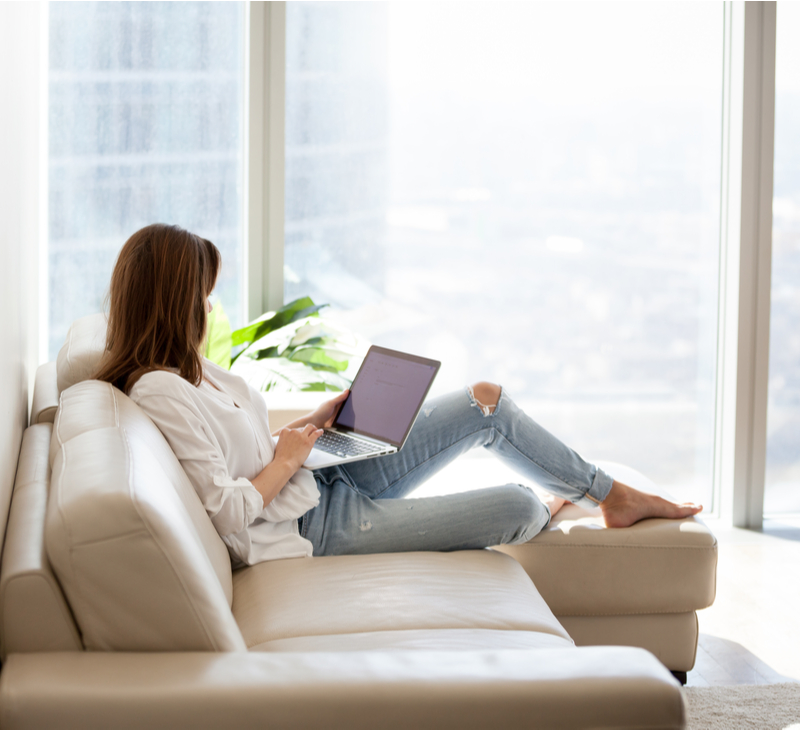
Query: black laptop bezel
[{"left": 332, "top": 345, "right": 441, "bottom": 449}]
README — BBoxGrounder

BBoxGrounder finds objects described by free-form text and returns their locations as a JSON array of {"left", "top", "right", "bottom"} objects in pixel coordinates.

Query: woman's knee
[
  {"left": 500, "top": 484, "right": 550, "bottom": 545},
  {"left": 468, "top": 381, "right": 501, "bottom": 415}
]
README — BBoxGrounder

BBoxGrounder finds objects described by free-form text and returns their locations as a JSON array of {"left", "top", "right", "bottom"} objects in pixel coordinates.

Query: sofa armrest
[
  {"left": 30, "top": 362, "right": 58, "bottom": 425},
  {"left": 0, "top": 647, "right": 684, "bottom": 730}
]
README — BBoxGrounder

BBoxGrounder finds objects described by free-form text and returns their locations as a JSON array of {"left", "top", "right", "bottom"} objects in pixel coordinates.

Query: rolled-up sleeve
[
  {"left": 259, "top": 469, "right": 319, "bottom": 523},
  {"left": 135, "top": 394, "right": 265, "bottom": 536}
]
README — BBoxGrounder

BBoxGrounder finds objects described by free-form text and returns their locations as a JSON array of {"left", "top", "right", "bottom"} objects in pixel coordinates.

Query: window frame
[
  {"left": 38, "top": 0, "right": 777, "bottom": 527},
  {"left": 250, "top": 1, "right": 780, "bottom": 528},
  {"left": 714, "top": 1, "right": 777, "bottom": 529},
  {"left": 247, "top": 1, "right": 286, "bottom": 322}
]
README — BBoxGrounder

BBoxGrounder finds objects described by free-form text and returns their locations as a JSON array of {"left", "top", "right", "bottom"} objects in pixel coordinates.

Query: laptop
[{"left": 301, "top": 345, "right": 441, "bottom": 469}]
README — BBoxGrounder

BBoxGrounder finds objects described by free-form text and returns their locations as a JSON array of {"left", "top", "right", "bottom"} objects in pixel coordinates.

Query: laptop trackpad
[{"left": 302, "top": 448, "right": 337, "bottom": 469}]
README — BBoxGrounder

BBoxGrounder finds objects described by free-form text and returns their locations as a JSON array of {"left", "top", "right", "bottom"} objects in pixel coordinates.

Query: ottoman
[{"left": 495, "top": 463, "right": 718, "bottom": 681}]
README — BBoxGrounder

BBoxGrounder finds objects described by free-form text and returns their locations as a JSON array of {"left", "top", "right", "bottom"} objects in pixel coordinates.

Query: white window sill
[{"left": 262, "top": 391, "right": 331, "bottom": 431}]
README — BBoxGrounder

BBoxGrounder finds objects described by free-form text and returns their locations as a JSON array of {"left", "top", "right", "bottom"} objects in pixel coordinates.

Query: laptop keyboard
[{"left": 314, "top": 431, "right": 384, "bottom": 458}]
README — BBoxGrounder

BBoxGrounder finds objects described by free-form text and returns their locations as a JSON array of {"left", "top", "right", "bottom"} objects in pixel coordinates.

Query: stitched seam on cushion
[
  {"left": 55, "top": 391, "right": 65, "bottom": 447},
  {"left": 121, "top": 429, "right": 232, "bottom": 652},
  {"left": 556, "top": 607, "right": 706, "bottom": 617},
  {"left": 66, "top": 327, "right": 73, "bottom": 375},
  {"left": 246, "top": 627, "right": 575, "bottom": 651},
  {"left": 11, "top": 478, "right": 40, "bottom": 494},
  {"left": 68, "top": 528, "right": 152, "bottom": 548},
  {"left": 521, "top": 544, "right": 718, "bottom": 551},
  {"left": 56, "top": 445, "right": 74, "bottom": 545},
  {"left": 558, "top": 611, "right": 697, "bottom": 619},
  {"left": 110, "top": 383, "right": 119, "bottom": 427},
  {"left": 55, "top": 446, "right": 94, "bottom": 645},
  {"left": 241, "top": 622, "right": 569, "bottom": 650}
]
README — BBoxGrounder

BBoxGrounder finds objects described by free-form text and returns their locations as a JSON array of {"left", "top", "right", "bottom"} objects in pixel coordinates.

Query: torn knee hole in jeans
[{"left": 467, "top": 385, "right": 496, "bottom": 416}]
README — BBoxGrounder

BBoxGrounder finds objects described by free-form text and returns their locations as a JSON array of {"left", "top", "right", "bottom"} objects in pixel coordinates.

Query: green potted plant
[{"left": 205, "top": 296, "right": 365, "bottom": 392}]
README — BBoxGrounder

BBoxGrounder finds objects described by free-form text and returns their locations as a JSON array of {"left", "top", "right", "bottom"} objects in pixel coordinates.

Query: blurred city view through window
[
  {"left": 49, "top": 3, "right": 800, "bottom": 512},
  {"left": 48, "top": 1, "right": 245, "bottom": 358},
  {"left": 766, "top": 3, "right": 800, "bottom": 515},
  {"left": 286, "top": 2, "right": 724, "bottom": 506}
]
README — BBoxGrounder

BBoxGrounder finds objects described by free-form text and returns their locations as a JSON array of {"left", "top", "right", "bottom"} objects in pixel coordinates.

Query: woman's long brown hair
[{"left": 95, "top": 223, "right": 221, "bottom": 394}]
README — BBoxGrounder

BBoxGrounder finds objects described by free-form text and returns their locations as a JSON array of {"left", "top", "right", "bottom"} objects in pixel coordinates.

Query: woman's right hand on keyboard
[{"left": 274, "top": 423, "right": 324, "bottom": 472}]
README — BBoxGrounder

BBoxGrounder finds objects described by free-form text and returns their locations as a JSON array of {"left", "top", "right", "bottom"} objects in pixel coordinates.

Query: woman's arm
[
  {"left": 274, "top": 390, "right": 350, "bottom": 434},
  {"left": 252, "top": 423, "right": 322, "bottom": 506}
]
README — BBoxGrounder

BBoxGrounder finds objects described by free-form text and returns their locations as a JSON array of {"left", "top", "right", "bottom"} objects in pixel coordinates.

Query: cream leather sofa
[{"left": 0, "top": 316, "right": 717, "bottom": 729}]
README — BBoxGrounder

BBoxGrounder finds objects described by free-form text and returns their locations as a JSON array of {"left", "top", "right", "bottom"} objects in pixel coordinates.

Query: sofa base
[
  {"left": 0, "top": 648, "right": 685, "bottom": 730},
  {"left": 558, "top": 611, "right": 699, "bottom": 673}
]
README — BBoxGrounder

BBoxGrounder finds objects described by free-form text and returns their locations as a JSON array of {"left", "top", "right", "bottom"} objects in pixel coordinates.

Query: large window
[
  {"left": 765, "top": 2, "right": 800, "bottom": 515},
  {"left": 48, "top": 1, "right": 246, "bottom": 358},
  {"left": 286, "top": 2, "right": 723, "bottom": 506},
  {"left": 43, "top": 2, "right": 795, "bottom": 522}
]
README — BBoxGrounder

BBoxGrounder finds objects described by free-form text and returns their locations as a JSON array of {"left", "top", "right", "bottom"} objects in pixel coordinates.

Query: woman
[{"left": 96, "top": 223, "right": 702, "bottom": 568}]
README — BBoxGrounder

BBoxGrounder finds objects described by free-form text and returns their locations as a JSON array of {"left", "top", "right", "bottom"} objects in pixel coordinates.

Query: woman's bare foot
[
  {"left": 600, "top": 480, "right": 702, "bottom": 528},
  {"left": 540, "top": 492, "right": 568, "bottom": 519}
]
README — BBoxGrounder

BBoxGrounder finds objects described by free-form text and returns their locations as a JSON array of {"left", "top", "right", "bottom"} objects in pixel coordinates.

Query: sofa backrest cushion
[
  {"left": 49, "top": 381, "right": 234, "bottom": 608},
  {"left": 47, "top": 380, "right": 245, "bottom": 652},
  {"left": 0, "top": 424, "right": 82, "bottom": 657},
  {"left": 56, "top": 313, "right": 107, "bottom": 394}
]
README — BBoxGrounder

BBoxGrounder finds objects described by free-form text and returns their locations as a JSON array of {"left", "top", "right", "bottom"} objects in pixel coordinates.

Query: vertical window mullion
[
  {"left": 718, "top": 1, "right": 777, "bottom": 529},
  {"left": 247, "top": 0, "right": 285, "bottom": 322}
]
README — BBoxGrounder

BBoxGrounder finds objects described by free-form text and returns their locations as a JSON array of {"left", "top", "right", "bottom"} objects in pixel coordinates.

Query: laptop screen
[{"left": 334, "top": 346, "right": 441, "bottom": 447}]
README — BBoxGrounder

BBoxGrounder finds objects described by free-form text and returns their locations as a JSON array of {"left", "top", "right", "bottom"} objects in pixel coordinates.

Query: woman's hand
[
  {"left": 307, "top": 389, "right": 350, "bottom": 429},
  {"left": 272, "top": 390, "right": 350, "bottom": 437},
  {"left": 273, "top": 423, "right": 324, "bottom": 472}
]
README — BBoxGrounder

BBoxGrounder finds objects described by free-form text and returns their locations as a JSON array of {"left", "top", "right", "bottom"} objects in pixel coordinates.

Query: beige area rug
[{"left": 684, "top": 683, "right": 800, "bottom": 729}]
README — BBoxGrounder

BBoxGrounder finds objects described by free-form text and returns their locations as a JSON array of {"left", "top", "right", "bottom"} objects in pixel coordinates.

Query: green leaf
[
  {"left": 288, "top": 345, "right": 350, "bottom": 372},
  {"left": 251, "top": 345, "right": 281, "bottom": 360},
  {"left": 231, "top": 356, "right": 349, "bottom": 393},
  {"left": 230, "top": 297, "right": 327, "bottom": 363},
  {"left": 225, "top": 296, "right": 365, "bottom": 393},
  {"left": 299, "top": 381, "right": 342, "bottom": 392},
  {"left": 204, "top": 300, "right": 232, "bottom": 369}
]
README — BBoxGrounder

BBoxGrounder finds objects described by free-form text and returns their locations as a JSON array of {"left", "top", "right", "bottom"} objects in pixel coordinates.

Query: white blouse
[{"left": 129, "top": 360, "right": 319, "bottom": 567}]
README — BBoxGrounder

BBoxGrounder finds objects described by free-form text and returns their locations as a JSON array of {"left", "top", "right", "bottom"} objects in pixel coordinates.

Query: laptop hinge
[{"left": 329, "top": 429, "right": 394, "bottom": 448}]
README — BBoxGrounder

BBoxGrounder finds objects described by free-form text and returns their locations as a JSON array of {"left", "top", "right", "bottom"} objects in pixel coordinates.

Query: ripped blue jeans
[{"left": 302, "top": 386, "right": 614, "bottom": 556}]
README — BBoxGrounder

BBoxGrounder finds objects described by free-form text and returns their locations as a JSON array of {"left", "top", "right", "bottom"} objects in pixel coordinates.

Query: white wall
[{"left": 0, "top": 2, "right": 42, "bottom": 531}]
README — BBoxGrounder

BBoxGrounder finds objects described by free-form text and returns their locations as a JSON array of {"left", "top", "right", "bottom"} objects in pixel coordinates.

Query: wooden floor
[{"left": 414, "top": 453, "right": 800, "bottom": 688}]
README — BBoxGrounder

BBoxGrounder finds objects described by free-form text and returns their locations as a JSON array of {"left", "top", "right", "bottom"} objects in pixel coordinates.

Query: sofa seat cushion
[
  {"left": 233, "top": 550, "right": 571, "bottom": 650},
  {"left": 494, "top": 464, "right": 717, "bottom": 617},
  {"left": 0, "top": 648, "right": 686, "bottom": 730}
]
